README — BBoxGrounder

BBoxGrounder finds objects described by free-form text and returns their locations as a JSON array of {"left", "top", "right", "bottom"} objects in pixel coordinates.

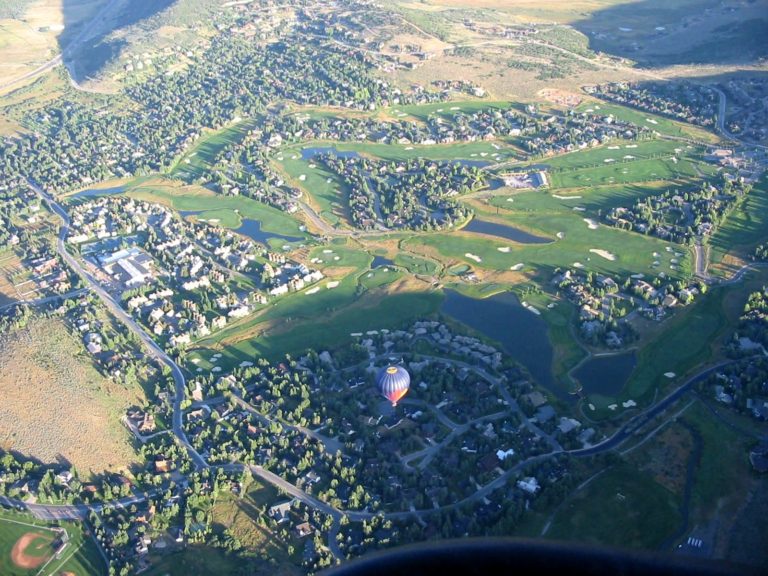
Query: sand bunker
[
  {"left": 573, "top": 262, "right": 585, "bottom": 268},
  {"left": 583, "top": 218, "right": 599, "bottom": 229},
  {"left": 465, "top": 253, "right": 482, "bottom": 263},
  {"left": 497, "top": 246, "right": 511, "bottom": 253},
  {"left": 305, "top": 287, "right": 320, "bottom": 295},
  {"left": 552, "top": 194, "right": 582, "bottom": 200},
  {"left": 510, "top": 263, "right": 524, "bottom": 271},
  {"left": 589, "top": 249, "right": 616, "bottom": 261},
  {"left": 326, "top": 281, "right": 340, "bottom": 289},
  {"left": 664, "top": 372, "right": 676, "bottom": 378}
]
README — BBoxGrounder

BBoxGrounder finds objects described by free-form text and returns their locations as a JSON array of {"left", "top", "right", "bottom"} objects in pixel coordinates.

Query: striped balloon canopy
[{"left": 376, "top": 364, "right": 410, "bottom": 406}]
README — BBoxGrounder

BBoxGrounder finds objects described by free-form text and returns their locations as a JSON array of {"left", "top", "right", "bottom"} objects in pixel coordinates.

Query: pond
[
  {"left": 236, "top": 218, "right": 304, "bottom": 245},
  {"left": 463, "top": 219, "right": 551, "bottom": 244},
  {"left": 441, "top": 290, "right": 567, "bottom": 400},
  {"left": 572, "top": 351, "right": 637, "bottom": 397},
  {"left": 180, "top": 212, "right": 304, "bottom": 244},
  {"left": 371, "top": 255, "right": 394, "bottom": 268},
  {"left": 301, "top": 146, "right": 361, "bottom": 160},
  {"left": 68, "top": 185, "right": 126, "bottom": 200}
]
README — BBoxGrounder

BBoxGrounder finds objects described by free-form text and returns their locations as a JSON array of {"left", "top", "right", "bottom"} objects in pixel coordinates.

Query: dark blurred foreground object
[{"left": 321, "top": 538, "right": 759, "bottom": 576}]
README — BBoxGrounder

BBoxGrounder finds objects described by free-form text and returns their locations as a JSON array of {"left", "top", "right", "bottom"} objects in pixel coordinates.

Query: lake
[
  {"left": 441, "top": 290, "right": 567, "bottom": 400},
  {"left": 180, "top": 211, "right": 304, "bottom": 244},
  {"left": 69, "top": 185, "right": 126, "bottom": 200},
  {"left": 237, "top": 218, "right": 304, "bottom": 245},
  {"left": 463, "top": 219, "right": 551, "bottom": 244},
  {"left": 572, "top": 352, "right": 637, "bottom": 397}
]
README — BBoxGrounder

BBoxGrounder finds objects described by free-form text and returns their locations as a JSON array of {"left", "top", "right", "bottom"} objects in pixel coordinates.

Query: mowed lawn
[
  {"left": 407, "top": 207, "right": 690, "bottom": 282},
  {"left": 546, "top": 463, "right": 681, "bottom": 550}
]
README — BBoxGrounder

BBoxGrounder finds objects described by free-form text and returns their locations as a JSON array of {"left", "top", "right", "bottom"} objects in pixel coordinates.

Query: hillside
[{"left": 0, "top": 316, "right": 143, "bottom": 477}]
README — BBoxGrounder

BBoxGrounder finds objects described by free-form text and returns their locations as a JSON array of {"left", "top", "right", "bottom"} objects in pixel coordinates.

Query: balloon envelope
[{"left": 376, "top": 365, "right": 410, "bottom": 406}]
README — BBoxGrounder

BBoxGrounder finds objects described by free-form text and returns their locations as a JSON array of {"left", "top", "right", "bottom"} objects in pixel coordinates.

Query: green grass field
[
  {"left": 169, "top": 118, "right": 259, "bottom": 180},
  {"left": 0, "top": 510, "right": 104, "bottom": 576},
  {"left": 709, "top": 177, "right": 768, "bottom": 275},
  {"left": 408, "top": 206, "right": 690, "bottom": 282},
  {"left": 577, "top": 101, "right": 720, "bottom": 143},
  {"left": 546, "top": 462, "right": 681, "bottom": 549},
  {"left": 124, "top": 182, "right": 308, "bottom": 240}
]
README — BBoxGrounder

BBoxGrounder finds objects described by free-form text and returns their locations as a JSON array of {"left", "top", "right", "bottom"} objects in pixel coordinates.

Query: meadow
[{"left": 545, "top": 462, "right": 681, "bottom": 549}]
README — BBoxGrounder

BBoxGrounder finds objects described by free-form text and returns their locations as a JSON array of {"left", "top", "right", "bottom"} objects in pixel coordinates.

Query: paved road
[
  {"left": 30, "top": 181, "right": 207, "bottom": 471},
  {"left": 0, "top": 288, "right": 89, "bottom": 312}
]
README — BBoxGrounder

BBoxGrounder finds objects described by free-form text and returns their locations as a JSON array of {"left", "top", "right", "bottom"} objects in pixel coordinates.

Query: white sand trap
[
  {"left": 590, "top": 249, "right": 616, "bottom": 261},
  {"left": 622, "top": 400, "right": 637, "bottom": 408},
  {"left": 556, "top": 232, "right": 565, "bottom": 239},
  {"left": 623, "top": 155, "right": 635, "bottom": 159},
  {"left": 405, "top": 146, "right": 414, "bottom": 150},
  {"left": 191, "top": 358, "right": 200, "bottom": 364},
  {"left": 608, "top": 146, "right": 620, "bottom": 150},
  {"left": 308, "top": 163, "right": 317, "bottom": 169},
  {"left": 239, "top": 361, "right": 254, "bottom": 367},
  {"left": 299, "top": 174, "right": 306, "bottom": 181},
  {"left": 510, "top": 263, "right": 524, "bottom": 271},
  {"left": 480, "top": 152, "right": 488, "bottom": 157},
  {"left": 618, "top": 27, "right": 632, "bottom": 32},
  {"left": 450, "top": 106, "right": 460, "bottom": 110},
  {"left": 625, "top": 144, "right": 637, "bottom": 149},
  {"left": 326, "top": 178, "right": 332, "bottom": 183},
  {"left": 653, "top": 252, "right": 660, "bottom": 257},
  {"left": 573, "top": 206, "right": 586, "bottom": 212},
  {"left": 630, "top": 273, "right": 644, "bottom": 278},
  {"left": 670, "top": 258, "right": 679, "bottom": 264},
  {"left": 465, "top": 253, "right": 482, "bottom": 263},
  {"left": 521, "top": 301, "right": 541, "bottom": 315},
  {"left": 326, "top": 281, "right": 340, "bottom": 289},
  {"left": 212, "top": 366, "right": 222, "bottom": 372},
  {"left": 196, "top": 368, "right": 202, "bottom": 372},
  {"left": 552, "top": 194, "right": 582, "bottom": 200},
  {"left": 497, "top": 246, "right": 511, "bottom": 253},
  {"left": 608, "top": 404, "right": 618, "bottom": 411},
  {"left": 664, "top": 372, "right": 676, "bottom": 378},
  {"left": 588, "top": 403, "right": 596, "bottom": 411},
  {"left": 334, "top": 256, "right": 340, "bottom": 261},
  {"left": 213, "top": 353, "right": 222, "bottom": 358},
  {"left": 292, "top": 155, "right": 299, "bottom": 160},
  {"left": 323, "top": 249, "right": 334, "bottom": 254},
  {"left": 470, "top": 153, "right": 478, "bottom": 157},
  {"left": 583, "top": 218, "right": 599, "bottom": 229},
  {"left": 655, "top": 26, "right": 666, "bottom": 31},
  {"left": 645, "top": 118, "right": 658, "bottom": 125},
  {"left": 305, "top": 287, "right": 320, "bottom": 295},
  {"left": 603, "top": 158, "right": 615, "bottom": 163},
  {"left": 506, "top": 198, "right": 514, "bottom": 202},
  {"left": 573, "top": 262, "right": 585, "bottom": 268}
]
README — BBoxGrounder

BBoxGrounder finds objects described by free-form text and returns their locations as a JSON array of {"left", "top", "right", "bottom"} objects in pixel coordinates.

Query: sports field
[{"left": 0, "top": 511, "right": 104, "bottom": 576}]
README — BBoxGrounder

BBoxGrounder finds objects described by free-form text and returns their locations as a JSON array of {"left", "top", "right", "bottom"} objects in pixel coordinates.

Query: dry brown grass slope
[{"left": 0, "top": 316, "right": 144, "bottom": 477}]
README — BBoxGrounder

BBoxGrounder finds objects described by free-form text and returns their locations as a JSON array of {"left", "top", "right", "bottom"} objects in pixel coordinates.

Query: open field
[
  {"left": 0, "top": 510, "right": 104, "bottom": 576},
  {"left": 0, "top": 317, "right": 143, "bottom": 476},
  {"left": 546, "top": 462, "right": 681, "bottom": 549}
]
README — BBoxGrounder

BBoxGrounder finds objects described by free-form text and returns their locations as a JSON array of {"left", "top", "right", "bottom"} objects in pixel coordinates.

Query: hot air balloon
[{"left": 376, "top": 364, "right": 410, "bottom": 406}]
